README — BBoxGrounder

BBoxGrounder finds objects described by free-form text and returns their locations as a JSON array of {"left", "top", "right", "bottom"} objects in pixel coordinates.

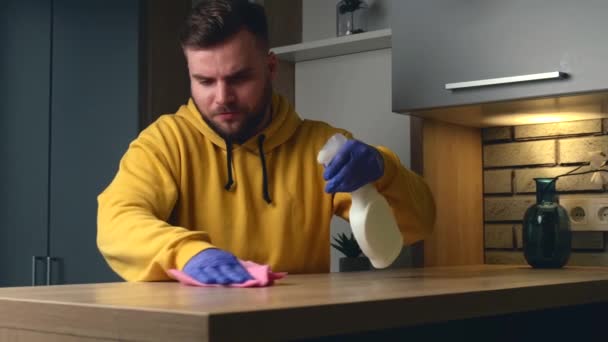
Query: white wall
[{"left": 294, "top": 48, "right": 413, "bottom": 272}]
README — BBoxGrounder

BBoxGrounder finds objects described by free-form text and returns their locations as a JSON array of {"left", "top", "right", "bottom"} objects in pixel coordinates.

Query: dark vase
[
  {"left": 523, "top": 178, "right": 571, "bottom": 268},
  {"left": 339, "top": 256, "right": 371, "bottom": 272}
]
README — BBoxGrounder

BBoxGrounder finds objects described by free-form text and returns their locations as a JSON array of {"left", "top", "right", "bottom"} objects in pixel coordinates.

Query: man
[{"left": 97, "top": 0, "right": 435, "bottom": 285}]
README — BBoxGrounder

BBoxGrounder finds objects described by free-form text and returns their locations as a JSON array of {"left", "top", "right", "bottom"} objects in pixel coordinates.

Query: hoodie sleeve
[
  {"left": 374, "top": 147, "right": 436, "bottom": 244},
  {"left": 97, "top": 121, "right": 213, "bottom": 281},
  {"left": 332, "top": 143, "right": 436, "bottom": 246}
]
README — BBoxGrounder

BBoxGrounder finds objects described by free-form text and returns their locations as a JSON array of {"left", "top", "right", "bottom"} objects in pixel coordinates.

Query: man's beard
[{"left": 202, "top": 80, "right": 273, "bottom": 144}]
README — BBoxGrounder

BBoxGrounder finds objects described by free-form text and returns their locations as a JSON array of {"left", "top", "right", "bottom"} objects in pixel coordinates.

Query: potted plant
[
  {"left": 336, "top": 0, "right": 369, "bottom": 36},
  {"left": 331, "top": 232, "right": 371, "bottom": 272}
]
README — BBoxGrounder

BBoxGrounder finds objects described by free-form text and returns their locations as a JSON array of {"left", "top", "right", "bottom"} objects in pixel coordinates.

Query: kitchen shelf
[{"left": 271, "top": 28, "right": 391, "bottom": 63}]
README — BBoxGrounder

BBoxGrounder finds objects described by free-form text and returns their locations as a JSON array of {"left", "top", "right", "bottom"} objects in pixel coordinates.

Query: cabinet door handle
[
  {"left": 31, "top": 256, "right": 45, "bottom": 286},
  {"left": 445, "top": 71, "right": 568, "bottom": 90},
  {"left": 46, "top": 256, "right": 58, "bottom": 286}
]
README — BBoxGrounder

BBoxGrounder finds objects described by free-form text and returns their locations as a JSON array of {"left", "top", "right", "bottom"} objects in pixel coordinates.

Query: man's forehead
[
  {"left": 190, "top": 60, "right": 256, "bottom": 78},
  {"left": 184, "top": 30, "right": 262, "bottom": 58},
  {"left": 185, "top": 45, "right": 255, "bottom": 61},
  {"left": 188, "top": 43, "right": 259, "bottom": 60}
]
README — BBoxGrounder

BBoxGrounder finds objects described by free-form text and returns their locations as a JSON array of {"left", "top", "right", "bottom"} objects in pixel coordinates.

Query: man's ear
[{"left": 267, "top": 51, "right": 278, "bottom": 81}]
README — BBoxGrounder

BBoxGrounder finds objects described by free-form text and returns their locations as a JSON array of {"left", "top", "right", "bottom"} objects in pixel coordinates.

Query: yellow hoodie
[{"left": 97, "top": 93, "right": 435, "bottom": 281}]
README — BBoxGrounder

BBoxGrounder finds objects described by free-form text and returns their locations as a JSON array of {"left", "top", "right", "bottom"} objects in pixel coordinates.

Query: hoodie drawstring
[
  {"left": 222, "top": 135, "right": 271, "bottom": 204},
  {"left": 224, "top": 139, "right": 234, "bottom": 191},
  {"left": 257, "top": 134, "right": 272, "bottom": 204}
]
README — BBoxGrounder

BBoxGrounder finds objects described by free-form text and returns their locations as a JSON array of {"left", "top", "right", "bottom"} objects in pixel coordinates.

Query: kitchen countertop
[{"left": 1, "top": 264, "right": 608, "bottom": 341}]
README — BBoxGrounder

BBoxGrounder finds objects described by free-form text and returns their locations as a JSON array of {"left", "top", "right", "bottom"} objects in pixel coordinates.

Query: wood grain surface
[
  {"left": 423, "top": 119, "right": 484, "bottom": 266},
  {"left": 1, "top": 265, "right": 608, "bottom": 341}
]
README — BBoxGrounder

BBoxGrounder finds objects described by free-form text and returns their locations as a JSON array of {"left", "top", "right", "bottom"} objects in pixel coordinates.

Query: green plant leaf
[
  {"left": 331, "top": 232, "right": 362, "bottom": 257},
  {"left": 338, "top": 0, "right": 363, "bottom": 14},
  {"left": 330, "top": 243, "right": 349, "bottom": 256}
]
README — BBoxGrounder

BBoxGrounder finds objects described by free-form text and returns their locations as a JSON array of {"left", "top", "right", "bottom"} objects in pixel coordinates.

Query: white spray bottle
[{"left": 317, "top": 133, "right": 403, "bottom": 269}]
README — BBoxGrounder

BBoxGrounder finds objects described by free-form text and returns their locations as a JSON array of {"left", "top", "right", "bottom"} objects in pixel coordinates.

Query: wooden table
[{"left": 1, "top": 265, "right": 608, "bottom": 341}]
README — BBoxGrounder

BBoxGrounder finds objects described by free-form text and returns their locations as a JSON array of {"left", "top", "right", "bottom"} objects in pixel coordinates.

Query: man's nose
[{"left": 215, "top": 82, "right": 235, "bottom": 105}]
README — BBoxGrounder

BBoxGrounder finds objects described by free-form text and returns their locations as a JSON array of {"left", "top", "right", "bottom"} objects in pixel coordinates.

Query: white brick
[
  {"left": 568, "top": 252, "right": 608, "bottom": 266},
  {"left": 485, "top": 251, "right": 526, "bottom": 265},
  {"left": 559, "top": 136, "right": 608, "bottom": 164},
  {"left": 571, "top": 232, "right": 605, "bottom": 250},
  {"left": 484, "top": 170, "right": 512, "bottom": 194},
  {"left": 515, "top": 120, "right": 601, "bottom": 139},
  {"left": 485, "top": 224, "right": 515, "bottom": 249},
  {"left": 514, "top": 166, "right": 603, "bottom": 193},
  {"left": 485, "top": 197, "right": 536, "bottom": 221},
  {"left": 482, "top": 127, "right": 511, "bottom": 142},
  {"left": 484, "top": 140, "right": 556, "bottom": 168},
  {"left": 515, "top": 224, "right": 523, "bottom": 249}
]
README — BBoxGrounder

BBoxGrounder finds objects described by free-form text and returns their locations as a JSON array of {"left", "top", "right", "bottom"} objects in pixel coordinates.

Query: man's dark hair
[{"left": 180, "top": 0, "right": 269, "bottom": 50}]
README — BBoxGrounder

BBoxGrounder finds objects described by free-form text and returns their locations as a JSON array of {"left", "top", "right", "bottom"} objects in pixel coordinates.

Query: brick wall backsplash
[
  {"left": 514, "top": 166, "right": 602, "bottom": 193},
  {"left": 514, "top": 120, "right": 601, "bottom": 139},
  {"left": 483, "top": 170, "right": 512, "bottom": 194},
  {"left": 482, "top": 127, "right": 512, "bottom": 142},
  {"left": 483, "top": 140, "right": 556, "bottom": 167},
  {"left": 559, "top": 136, "right": 608, "bottom": 163},
  {"left": 482, "top": 119, "right": 608, "bottom": 266},
  {"left": 484, "top": 197, "right": 536, "bottom": 221}
]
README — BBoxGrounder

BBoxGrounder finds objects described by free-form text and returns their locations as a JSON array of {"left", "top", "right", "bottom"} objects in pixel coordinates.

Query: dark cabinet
[
  {"left": 391, "top": 0, "right": 608, "bottom": 113},
  {"left": 0, "top": 0, "right": 51, "bottom": 287},
  {"left": 1, "top": 0, "right": 139, "bottom": 286}
]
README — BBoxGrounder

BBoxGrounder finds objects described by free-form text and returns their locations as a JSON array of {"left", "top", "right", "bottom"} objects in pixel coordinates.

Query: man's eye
[
  {"left": 229, "top": 74, "right": 249, "bottom": 84},
  {"left": 198, "top": 79, "right": 213, "bottom": 86}
]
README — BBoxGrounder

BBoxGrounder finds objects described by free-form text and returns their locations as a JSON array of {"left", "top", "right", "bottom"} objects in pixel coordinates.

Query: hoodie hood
[
  {"left": 176, "top": 92, "right": 302, "bottom": 204},
  {"left": 177, "top": 92, "right": 302, "bottom": 154}
]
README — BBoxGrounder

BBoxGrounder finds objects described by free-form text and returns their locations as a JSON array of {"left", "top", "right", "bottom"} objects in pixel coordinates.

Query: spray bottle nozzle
[{"left": 317, "top": 133, "right": 349, "bottom": 166}]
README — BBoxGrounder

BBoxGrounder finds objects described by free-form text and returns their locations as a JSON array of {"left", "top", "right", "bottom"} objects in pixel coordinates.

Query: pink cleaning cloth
[{"left": 168, "top": 260, "right": 287, "bottom": 288}]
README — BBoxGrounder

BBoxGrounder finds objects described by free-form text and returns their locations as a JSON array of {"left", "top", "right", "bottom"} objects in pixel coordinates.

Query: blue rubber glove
[
  {"left": 183, "top": 248, "right": 253, "bottom": 285},
  {"left": 323, "top": 139, "right": 384, "bottom": 193}
]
